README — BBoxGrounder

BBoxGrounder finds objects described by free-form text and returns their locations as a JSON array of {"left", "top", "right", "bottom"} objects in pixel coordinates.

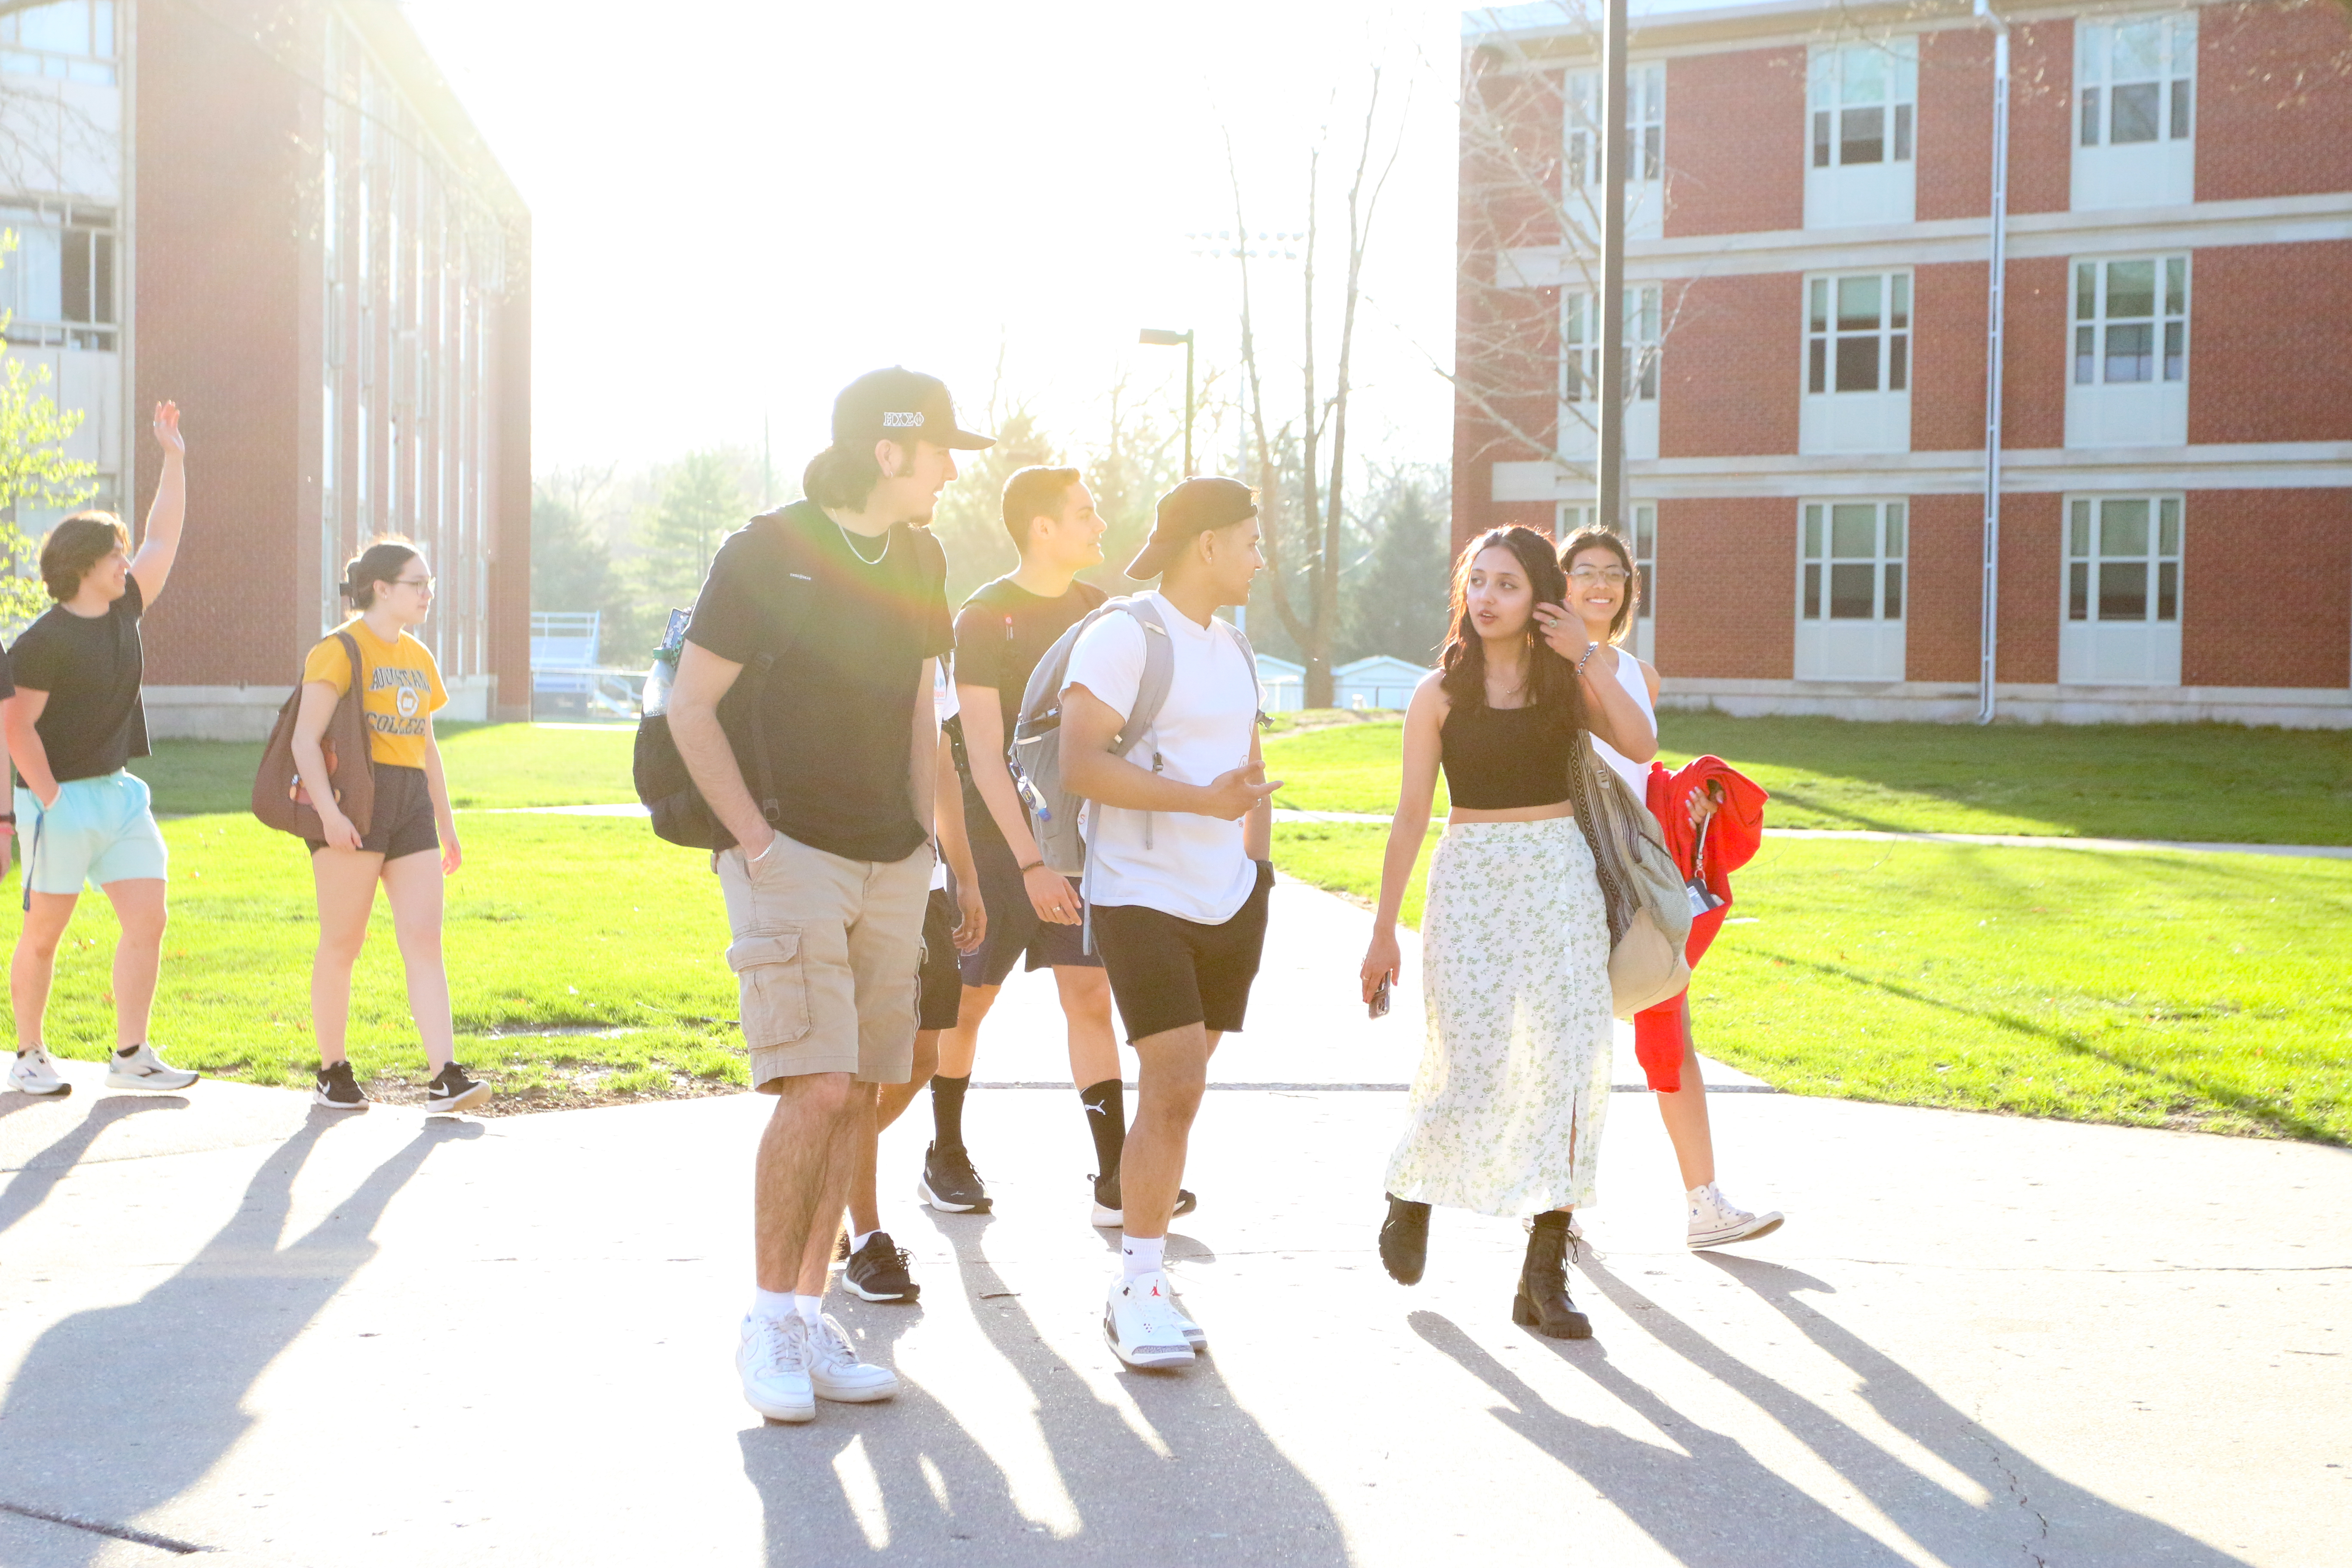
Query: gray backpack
[{"left": 1007, "top": 596, "right": 1262, "bottom": 877}]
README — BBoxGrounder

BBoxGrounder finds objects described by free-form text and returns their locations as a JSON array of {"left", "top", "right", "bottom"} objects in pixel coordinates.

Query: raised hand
[{"left": 152, "top": 401, "right": 184, "bottom": 455}]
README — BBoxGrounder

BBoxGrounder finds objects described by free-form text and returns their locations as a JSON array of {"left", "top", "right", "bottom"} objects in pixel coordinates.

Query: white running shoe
[
  {"left": 8, "top": 1048, "right": 70, "bottom": 1096},
  {"left": 736, "top": 1314, "right": 816, "bottom": 1423},
  {"left": 104, "top": 1044, "right": 198, "bottom": 1092},
  {"left": 807, "top": 1314, "right": 900, "bottom": 1403},
  {"left": 1163, "top": 1282, "right": 1207, "bottom": 1351},
  {"left": 1687, "top": 1183, "right": 1784, "bottom": 1249},
  {"left": 1104, "top": 1272, "right": 1195, "bottom": 1369}
]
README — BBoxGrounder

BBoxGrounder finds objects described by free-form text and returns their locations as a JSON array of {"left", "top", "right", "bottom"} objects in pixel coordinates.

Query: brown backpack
[{"left": 252, "top": 629, "right": 377, "bottom": 839}]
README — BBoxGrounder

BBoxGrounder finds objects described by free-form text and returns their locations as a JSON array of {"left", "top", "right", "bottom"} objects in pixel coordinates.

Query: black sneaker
[
  {"left": 842, "top": 1232, "right": 919, "bottom": 1303},
  {"left": 1088, "top": 1171, "right": 1197, "bottom": 1230},
  {"left": 425, "top": 1062, "right": 490, "bottom": 1115},
  {"left": 916, "top": 1142, "right": 992, "bottom": 1213},
  {"left": 312, "top": 1060, "right": 369, "bottom": 1110}
]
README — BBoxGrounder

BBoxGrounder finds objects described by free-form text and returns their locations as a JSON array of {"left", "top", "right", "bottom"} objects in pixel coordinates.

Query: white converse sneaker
[
  {"left": 104, "top": 1044, "right": 198, "bottom": 1092},
  {"left": 1104, "top": 1271, "right": 1195, "bottom": 1369},
  {"left": 736, "top": 1314, "right": 815, "bottom": 1423},
  {"left": 807, "top": 1314, "right": 899, "bottom": 1403},
  {"left": 8, "top": 1048, "right": 70, "bottom": 1096},
  {"left": 1687, "top": 1182, "right": 1784, "bottom": 1249}
]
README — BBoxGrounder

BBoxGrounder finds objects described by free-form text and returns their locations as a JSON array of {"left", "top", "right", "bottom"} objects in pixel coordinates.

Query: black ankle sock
[
  {"left": 931, "top": 1074, "right": 971, "bottom": 1152},
  {"left": 1079, "top": 1078, "right": 1125, "bottom": 1180},
  {"left": 116, "top": 1043, "right": 140, "bottom": 1058}
]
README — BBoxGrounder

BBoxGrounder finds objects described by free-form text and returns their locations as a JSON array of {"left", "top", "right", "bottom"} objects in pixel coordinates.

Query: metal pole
[
  {"left": 1184, "top": 331, "right": 1196, "bottom": 478},
  {"left": 1596, "top": 0, "right": 1629, "bottom": 536},
  {"left": 1976, "top": 2, "right": 2010, "bottom": 724}
]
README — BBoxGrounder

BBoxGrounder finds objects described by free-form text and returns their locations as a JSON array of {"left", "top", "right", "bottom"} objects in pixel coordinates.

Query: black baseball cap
[
  {"left": 1125, "top": 476, "right": 1258, "bottom": 579},
  {"left": 830, "top": 367, "right": 995, "bottom": 452}
]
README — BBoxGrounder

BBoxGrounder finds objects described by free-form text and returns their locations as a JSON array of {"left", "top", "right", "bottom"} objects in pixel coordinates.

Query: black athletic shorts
[
  {"left": 305, "top": 763, "right": 439, "bottom": 862},
  {"left": 918, "top": 885, "right": 963, "bottom": 1032},
  {"left": 957, "top": 789, "right": 1099, "bottom": 988},
  {"left": 1089, "top": 860, "right": 1275, "bottom": 1043}
]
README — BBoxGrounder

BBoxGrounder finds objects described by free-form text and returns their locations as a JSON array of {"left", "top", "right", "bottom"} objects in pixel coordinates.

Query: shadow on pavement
[
  {"left": 0, "top": 1096, "right": 188, "bottom": 1240},
  {"left": 1694, "top": 1253, "right": 2251, "bottom": 1567},
  {"left": 739, "top": 1211, "right": 1346, "bottom": 1564},
  {"left": 0, "top": 1109, "right": 482, "bottom": 1562}
]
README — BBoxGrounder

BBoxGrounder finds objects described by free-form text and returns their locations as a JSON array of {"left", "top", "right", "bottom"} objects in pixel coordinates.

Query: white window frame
[
  {"left": 1796, "top": 498, "right": 1907, "bottom": 681},
  {"left": 0, "top": 0, "right": 118, "bottom": 85},
  {"left": 2060, "top": 493, "right": 2183, "bottom": 686},
  {"left": 1567, "top": 63, "right": 1665, "bottom": 241},
  {"left": 2066, "top": 254, "right": 2188, "bottom": 448},
  {"left": 1800, "top": 270, "right": 1911, "bottom": 455},
  {"left": 1560, "top": 501, "right": 1657, "bottom": 664},
  {"left": 2073, "top": 13, "right": 2196, "bottom": 209},
  {"left": 0, "top": 199, "right": 118, "bottom": 350},
  {"left": 1806, "top": 39, "right": 1917, "bottom": 228},
  {"left": 1558, "top": 285, "right": 1660, "bottom": 462}
]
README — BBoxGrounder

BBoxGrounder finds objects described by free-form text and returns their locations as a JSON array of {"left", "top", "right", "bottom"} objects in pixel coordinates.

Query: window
[
  {"left": 1797, "top": 500, "right": 1906, "bottom": 680},
  {"left": 0, "top": 202, "right": 116, "bottom": 349},
  {"left": 2073, "top": 14, "right": 2195, "bottom": 208},
  {"left": 1567, "top": 64, "right": 1665, "bottom": 240},
  {"left": 2061, "top": 495, "right": 2183, "bottom": 684},
  {"left": 2066, "top": 255, "right": 2188, "bottom": 447},
  {"left": 0, "top": 1, "right": 116, "bottom": 84},
  {"left": 1559, "top": 286, "right": 1660, "bottom": 461},
  {"left": 1807, "top": 40, "right": 1916, "bottom": 227},
  {"left": 1801, "top": 272, "right": 1911, "bottom": 454}
]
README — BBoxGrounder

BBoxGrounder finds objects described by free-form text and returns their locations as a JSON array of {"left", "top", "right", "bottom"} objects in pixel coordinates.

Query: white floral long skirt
[{"left": 1383, "top": 817, "right": 1615, "bottom": 1217}]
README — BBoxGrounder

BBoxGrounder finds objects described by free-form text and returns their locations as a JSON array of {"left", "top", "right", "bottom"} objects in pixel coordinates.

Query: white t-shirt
[
  {"left": 930, "top": 662, "right": 958, "bottom": 891},
  {"left": 1062, "top": 592, "right": 1262, "bottom": 924}
]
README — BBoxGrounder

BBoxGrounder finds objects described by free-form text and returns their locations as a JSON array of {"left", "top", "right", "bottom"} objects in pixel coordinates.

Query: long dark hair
[
  {"left": 1436, "top": 526, "right": 1589, "bottom": 735},
  {"left": 1557, "top": 525, "right": 1637, "bottom": 645}
]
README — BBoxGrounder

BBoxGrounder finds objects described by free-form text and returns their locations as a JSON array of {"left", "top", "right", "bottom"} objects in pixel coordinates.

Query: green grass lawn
[
  {"left": 1263, "top": 713, "right": 2352, "bottom": 843},
  {"left": 131, "top": 722, "right": 640, "bottom": 816},
  {"left": 1270, "top": 822, "right": 2352, "bottom": 1143}
]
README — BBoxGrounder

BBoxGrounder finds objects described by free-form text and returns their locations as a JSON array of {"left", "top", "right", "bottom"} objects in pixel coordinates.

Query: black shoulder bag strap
[{"left": 730, "top": 509, "right": 816, "bottom": 829}]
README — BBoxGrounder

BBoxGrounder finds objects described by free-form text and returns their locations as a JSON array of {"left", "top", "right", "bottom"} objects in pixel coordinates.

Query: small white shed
[
  {"left": 1255, "top": 655, "right": 1306, "bottom": 713},
  {"left": 1335, "top": 655, "right": 1427, "bottom": 712}
]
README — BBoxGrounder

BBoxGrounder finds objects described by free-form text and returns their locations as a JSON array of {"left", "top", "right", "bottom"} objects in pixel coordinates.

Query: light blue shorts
[{"left": 18, "top": 770, "right": 170, "bottom": 895}]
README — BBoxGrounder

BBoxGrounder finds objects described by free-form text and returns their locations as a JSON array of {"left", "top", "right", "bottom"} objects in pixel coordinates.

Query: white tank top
[{"left": 1589, "top": 645, "right": 1657, "bottom": 797}]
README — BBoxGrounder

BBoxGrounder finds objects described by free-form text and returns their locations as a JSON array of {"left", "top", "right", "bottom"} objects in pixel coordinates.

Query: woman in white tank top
[{"left": 1534, "top": 525, "right": 1785, "bottom": 1250}]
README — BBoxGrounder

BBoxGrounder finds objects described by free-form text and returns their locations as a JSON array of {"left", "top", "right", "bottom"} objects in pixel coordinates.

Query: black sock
[
  {"left": 115, "top": 1043, "right": 140, "bottom": 1058},
  {"left": 931, "top": 1074, "right": 970, "bottom": 1152},
  {"left": 1079, "top": 1078, "right": 1125, "bottom": 1180}
]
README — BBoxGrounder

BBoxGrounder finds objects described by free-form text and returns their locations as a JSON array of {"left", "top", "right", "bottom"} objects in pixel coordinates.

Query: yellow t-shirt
[{"left": 302, "top": 619, "right": 449, "bottom": 769}]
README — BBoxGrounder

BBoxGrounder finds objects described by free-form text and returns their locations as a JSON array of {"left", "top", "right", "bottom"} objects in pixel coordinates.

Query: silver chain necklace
[{"left": 837, "top": 523, "right": 891, "bottom": 566}]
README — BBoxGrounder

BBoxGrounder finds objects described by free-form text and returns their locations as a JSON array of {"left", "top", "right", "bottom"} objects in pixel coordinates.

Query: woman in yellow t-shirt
[{"left": 289, "top": 536, "right": 487, "bottom": 1114}]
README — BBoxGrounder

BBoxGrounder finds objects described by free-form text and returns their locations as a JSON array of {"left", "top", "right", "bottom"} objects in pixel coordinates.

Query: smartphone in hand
[{"left": 1369, "top": 974, "right": 1392, "bottom": 1019}]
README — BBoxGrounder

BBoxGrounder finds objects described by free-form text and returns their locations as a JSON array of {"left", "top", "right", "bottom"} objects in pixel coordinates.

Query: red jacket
[{"left": 1632, "top": 756, "right": 1768, "bottom": 1092}]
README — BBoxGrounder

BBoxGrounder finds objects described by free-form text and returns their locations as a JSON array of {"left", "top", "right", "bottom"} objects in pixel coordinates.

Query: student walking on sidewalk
[
  {"left": 1358, "top": 527, "right": 1657, "bottom": 1338},
  {"left": 671, "top": 367, "right": 988, "bottom": 1424},
  {"left": 1539, "top": 525, "right": 1782, "bottom": 1249},
  {"left": 295, "top": 537, "right": 485, "bottom": 1115},
  {"left": 5, "top": 403, "right": 197, "bottom": 1099},
  {"left": 1060, "top": 477, "right": 1280, "bottom": 1370}
]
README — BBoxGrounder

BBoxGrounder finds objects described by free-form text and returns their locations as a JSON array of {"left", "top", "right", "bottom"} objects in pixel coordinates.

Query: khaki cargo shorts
[{"left": 715, "top": 832, "right": 932, "bottom": 1089}]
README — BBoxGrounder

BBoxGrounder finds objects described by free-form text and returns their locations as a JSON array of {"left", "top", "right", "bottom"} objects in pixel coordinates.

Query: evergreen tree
[
  {"left": 530, "top": 491, "right": 650, "bottom": 660},
  {"left": 637, "top": 450, "right": 746, "bottom": 612},
  {"left": 1340, "top": 466, "right": 1451, "bottom": 666}
]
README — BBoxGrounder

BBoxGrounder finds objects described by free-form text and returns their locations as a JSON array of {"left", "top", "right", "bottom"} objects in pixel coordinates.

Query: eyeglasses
[
  {"left": 393, "top": 575, "right": 436, "bottom": 591},
  {"left": 1568, "top": 565, "right": 1631, "bottom": 586}
]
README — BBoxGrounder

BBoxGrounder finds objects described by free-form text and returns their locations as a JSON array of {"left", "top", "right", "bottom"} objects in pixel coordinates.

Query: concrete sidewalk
[{"left": 2, "top": 885, "right": 2346, "bottom": 1566}]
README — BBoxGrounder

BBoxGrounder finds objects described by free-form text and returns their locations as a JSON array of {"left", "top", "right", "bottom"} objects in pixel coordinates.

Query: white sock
[
  {"left": 849, "top": 1229, "right": 877, "bottom": 1256},
  {"left": 1121, "top": 1234, "right": 1165, "bottom": 1278},
  {"left": 794, "top": 1293, "right": 825, "bottom": 1326},
  {"left": 749, "top": 1288, "right": 797, "bottom": 1322}
]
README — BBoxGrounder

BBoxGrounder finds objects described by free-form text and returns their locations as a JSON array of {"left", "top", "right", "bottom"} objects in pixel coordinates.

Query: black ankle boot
[
  {"left": 1513, "top": 1212, "right": 1592, "bottom": 1338},
  {"left": 1379, "top": 1194, "right": 1431, "bottom": 1285}
]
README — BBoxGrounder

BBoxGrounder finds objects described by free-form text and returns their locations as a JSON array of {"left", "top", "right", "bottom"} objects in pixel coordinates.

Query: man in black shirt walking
[{"left": 669, "top": 368, "right": 990, "bottom": 1424}]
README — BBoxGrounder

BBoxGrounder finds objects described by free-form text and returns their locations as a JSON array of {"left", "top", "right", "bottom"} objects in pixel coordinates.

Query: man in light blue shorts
[{"left": 3, "top": 402, "right": 198, "bottom": 1099}]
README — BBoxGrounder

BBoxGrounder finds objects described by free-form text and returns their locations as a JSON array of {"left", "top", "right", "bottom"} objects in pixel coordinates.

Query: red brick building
[
  {"left": 1, "top": 0, "right": 530, "bottom": 735},
  {"left": 1456, "top": 0, "right": 2351, "bottom": 724}
]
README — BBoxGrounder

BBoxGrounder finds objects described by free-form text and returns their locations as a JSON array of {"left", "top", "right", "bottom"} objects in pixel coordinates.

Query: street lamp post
[{"left": 1139, "top": 328, "right": 1195, "bottom": 477}]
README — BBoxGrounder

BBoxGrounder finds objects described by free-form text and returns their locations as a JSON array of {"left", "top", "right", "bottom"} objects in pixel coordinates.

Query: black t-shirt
[
  {"left": 685, "top": 501, "right": 952, "bottom": 863},
  {"left": 0, "top": 645, "right": 13, "bottom": 702},
  {"left": 7, "top": 574, "right": 149, "bottom": 783},
  {"left": 952, "top": 575, "right": 1108, "bottom": 740}
]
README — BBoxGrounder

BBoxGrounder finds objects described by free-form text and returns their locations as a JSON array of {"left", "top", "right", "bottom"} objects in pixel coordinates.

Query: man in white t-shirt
[{"left": 1059, "top": 477, "right": 1281, "bottom": 1370}]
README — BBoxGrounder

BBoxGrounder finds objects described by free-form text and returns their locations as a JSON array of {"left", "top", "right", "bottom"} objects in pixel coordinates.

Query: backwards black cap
[{"left": 1125, "top": 476, "right": 1257, "bottom": 579}]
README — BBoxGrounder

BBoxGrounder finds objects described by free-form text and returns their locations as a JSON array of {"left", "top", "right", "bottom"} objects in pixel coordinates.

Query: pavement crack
[{"left": 0, "top": 1498, "right": 214, "bottom": 1554}]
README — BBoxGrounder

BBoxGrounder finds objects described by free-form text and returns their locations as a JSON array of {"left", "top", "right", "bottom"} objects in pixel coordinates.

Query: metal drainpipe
[{"left": 1976, "top": 0, "right": 2011, "bottom": 725}]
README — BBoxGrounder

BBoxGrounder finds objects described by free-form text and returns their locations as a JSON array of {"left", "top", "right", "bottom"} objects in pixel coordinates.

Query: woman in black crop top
[{"left": 1354, "top": 525, "right": 1656, "bottom": 1341}]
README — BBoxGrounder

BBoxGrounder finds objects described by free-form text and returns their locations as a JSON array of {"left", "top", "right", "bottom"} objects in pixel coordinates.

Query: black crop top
[{"left": 1440, "top": 701, "right": 1575, "bottom": 809}]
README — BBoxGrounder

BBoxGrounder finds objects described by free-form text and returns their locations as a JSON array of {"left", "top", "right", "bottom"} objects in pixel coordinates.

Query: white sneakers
[
  {"left": 737, "top": 1311, "right": 898, "bottom": 1424},
  {"left": 104, "top": 1044, "right": 199, "bottom": 1092},
  {"left": 1687, "top": 1182, "right": 1784, "bottom": 1249},
  {"left": 1104, "top": 1271, "right": 1196, "bottom": 1369},
  {"left": 8, "top": 1048, "right": 68, "bottom": 1096}
]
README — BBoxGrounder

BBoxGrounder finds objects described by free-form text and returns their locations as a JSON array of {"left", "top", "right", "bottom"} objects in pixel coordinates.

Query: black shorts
[
  {"left": 1089, "top": 860, "right": 1274, "bottom": 1043},
  {"left": 918, "top": 886, "right": 963, "bottom": 1032},
  {"left": 306, "top": 763, "right": 439, "bottom": 861},
  {"left": 956, "top": 788, "right": 1100, "bottom": 988}
]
